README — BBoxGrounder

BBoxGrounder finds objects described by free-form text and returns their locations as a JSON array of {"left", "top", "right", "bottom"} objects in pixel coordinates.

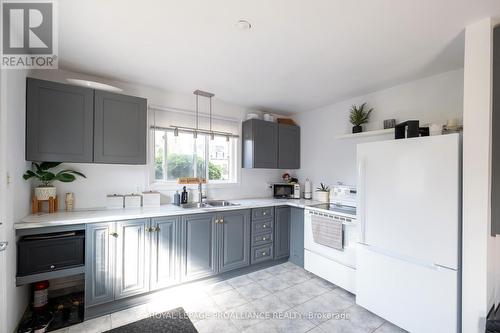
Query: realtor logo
[{"left": 2, "top": 0, "right": 58, "bottom": 69}]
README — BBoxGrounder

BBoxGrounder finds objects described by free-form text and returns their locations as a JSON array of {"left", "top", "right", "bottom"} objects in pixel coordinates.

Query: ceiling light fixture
[
  {"left": 66, "top": 79, "right": 123, "bottom": 92},
  {"left": 236, "top": 20, "right": 252, "bottom": 30}
]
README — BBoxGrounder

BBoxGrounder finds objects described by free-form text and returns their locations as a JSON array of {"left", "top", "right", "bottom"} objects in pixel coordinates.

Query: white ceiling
[{"left": 58, "top": 0, "right": 500, "bottom": 113}]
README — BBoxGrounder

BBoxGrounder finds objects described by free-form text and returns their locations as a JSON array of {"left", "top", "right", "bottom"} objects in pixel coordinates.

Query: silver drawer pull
[
  {"left": 262, "top": 252, "right": 267, "bottom": 256},
  {"left": 262, "top": 237, "right": 266, "bottom": 241},
  {"left": 50, "top": 265, "right": 55, "bottom": 269},
  {"left": 110, "top": 232, "right": 119, "bottom": 238},
  {"left": 262, "top": 224, "right": 267, "bottom": 228},
  {"left": 263, "top": 212, "right": 267, "bottom": 216}
]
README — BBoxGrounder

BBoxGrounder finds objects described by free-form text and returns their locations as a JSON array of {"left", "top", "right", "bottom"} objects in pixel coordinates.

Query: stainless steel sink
[
  {"left": 180, "top": 202, "right": 212, "bottom": 209},
  {"left": 204, "top": 200, "right": 240, "bottom": 207}
]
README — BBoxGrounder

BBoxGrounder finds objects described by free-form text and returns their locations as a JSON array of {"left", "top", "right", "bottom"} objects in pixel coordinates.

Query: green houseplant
[
  {"left": 23, "top": 162, "right": 86, "bottom": 200},
  {"left": 315, "top": 182, "right": 330, "bottom": 203},
  {"left": 349, "top": 103, "right": 373, "bottom": 133}
]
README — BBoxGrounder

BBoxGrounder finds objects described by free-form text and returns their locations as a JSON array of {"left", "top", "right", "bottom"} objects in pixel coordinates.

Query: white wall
[
  {"left": 462, "top": 17, "right": 500, "bottom": 333},
  {"left": 28, "top": 69, "right": 286, "bottom": 209},
  {"left": 0, "top": 69, "right": 31, "bottom": 333},
  {"left": 294, "top": 69, "right": 464, "bottom": 189}
]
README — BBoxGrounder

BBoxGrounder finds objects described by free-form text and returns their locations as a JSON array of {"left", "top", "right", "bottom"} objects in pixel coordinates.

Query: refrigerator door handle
[{"left": 357, "top": 158, "right": 366, "bottom": 243}]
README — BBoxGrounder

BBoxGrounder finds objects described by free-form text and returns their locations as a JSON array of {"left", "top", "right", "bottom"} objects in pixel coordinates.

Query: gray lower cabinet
[
  {"left": 150, "top": 217, "right": 180, "bottom": 290},
  {"left": 278, "top": 123, "right": 300, "bottom": 169},
  {"left": 85, "top": 219, "right": 150, "bottom": 307},
  {"left": 26, "top": 77, "right": 94, "bottom": 163},
  {"left": 274, "top": 207, "right": 291, "bottom": 259},
  {"left": 94, "top": 91, "right": 147, "bottom": 164},
  {"left": 85, "top": 222, "right": 115, "bottom": 307},
  {"left": 218, "top": 210, "right": 250, "bottom": 273},
  {"left": 114, "top": 219, "right": 149, "bottom": 300},
  {"left": 289, "top": 208, "right": 304, "bottom": 267},
  {"left": 181, "top": 213, "right": 218, "bottom": 281}
]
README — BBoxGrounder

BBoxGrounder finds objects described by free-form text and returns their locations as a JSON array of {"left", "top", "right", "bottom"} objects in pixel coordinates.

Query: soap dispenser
[{"left": 181, "top": 186, "right": 188, "bottom": 204}]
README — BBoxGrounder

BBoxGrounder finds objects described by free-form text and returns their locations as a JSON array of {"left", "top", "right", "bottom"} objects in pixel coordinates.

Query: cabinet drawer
[
  {"left": 252, "top": 219, "right": 274, "bottom": 234},
  {"left": 17, "top": 232, "right": 85, "bottom": 276},
  {"left": 251, "top": 244, "right": 274, "bottom": 264},
  {"left": 251, "top": 231, "right": 273, "bottom": 247},
  {"left": 252, "top": 207, "right": 274, "bottom": 220}
]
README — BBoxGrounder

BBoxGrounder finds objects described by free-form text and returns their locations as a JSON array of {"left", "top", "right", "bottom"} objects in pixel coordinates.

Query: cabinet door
[
  {"left": 85, "top": 222, "right": 114, "bottom": 307},
  {"left": 278, "top": 124, "right": 300, "bottom": 169},
  {"left": 115, "top": 219, "right": 149, "bottom": 299},
  {"left": 181, "top": 213, "right": 217, "bottom": 281},
  {"left": 150, "top": 217, "right": 180, "bottom": 290},
  {"left": 218, "top": 210, "right": 250, "bottom": 273},
  {"left": 94, "top": 91, "right": 147, "bottom": 164},
  {"left": 26, "top": 78, "right": 94, "bottom": 162},
  {"left": 289, "top": 207, "right": 304, "bottom": 267},
  {"left": 242, "top": 119, "right": 278, "bottom": 168},
  {"left": 274, "top": 206, "right": 291, "bottom": 259}
]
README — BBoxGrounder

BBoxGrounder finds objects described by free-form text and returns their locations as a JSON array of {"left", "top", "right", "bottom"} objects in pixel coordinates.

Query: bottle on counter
[
  {"left": 304, "top": 178, "right": 312, "bottom": 199},
  {"left": 181, "top": 186, "right": 188, "bottom": 204},
  {"left": 174, "top": 191, "right": 181, "bottom": 206}
]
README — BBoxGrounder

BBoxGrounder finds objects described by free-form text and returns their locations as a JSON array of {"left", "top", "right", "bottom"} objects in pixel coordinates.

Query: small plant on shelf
[
  {"left": 349, "top": 102, "right": 373, "bottom": 133},
  {"left": 23, "top": 162, "right": 86, "bottom": 200}
]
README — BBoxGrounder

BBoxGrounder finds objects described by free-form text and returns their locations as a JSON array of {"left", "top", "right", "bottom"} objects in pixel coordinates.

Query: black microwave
[{"left": 273, "top": 183, "right": 300, "bottom": 199}]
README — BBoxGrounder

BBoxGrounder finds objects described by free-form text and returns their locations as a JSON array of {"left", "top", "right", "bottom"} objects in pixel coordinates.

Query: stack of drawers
[{"left": 251, "top": 207, "right": 274, "bottom": 264}]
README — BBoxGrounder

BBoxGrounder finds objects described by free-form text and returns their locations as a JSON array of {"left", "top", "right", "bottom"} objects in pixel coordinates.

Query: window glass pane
[
  {"left": 154, "top": 131, "right": 165, "bottom": 180},
  {"left": 209, "top": 136, "right": 231, "bottom": 181},
  {"left": 195, "top": 136, "right": 206, "bottom": 178},
  {"left": 166, "top": 132, "right": 196, "bottom": 181}
]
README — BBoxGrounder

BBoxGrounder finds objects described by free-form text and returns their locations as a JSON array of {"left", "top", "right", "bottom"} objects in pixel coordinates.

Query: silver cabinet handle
[
  {"left": 110, "top": 232, "right": 118, "bottom": 238},
  {"left": 145, "top": 227, "right": 152, "bottom": 232},
  {"left": 50, "top": 265, "right": 55, "bottom": 269},
  {"left": 215, "top": 219, "right": 220, "bottom": 224},
  {"left": 0, "top": 242, "right": 7, "bottom": 252},
  {"left": 263, "top": 212, "right": 267, "bottom": 216},
  {"left": 262, "top": 252, "right": 267, "bottom": 256},
  {"left": 262, "top": 224, "right": 267, "bottom": 228},
  {"left": 155, "top": 226, "right": 160, "bottom": 232},
  {"left": 262, "top": 237, "right": 266, "bottom": 241},
  {"left": 220, "top": 219, "right": 224, "bottom": 224}
]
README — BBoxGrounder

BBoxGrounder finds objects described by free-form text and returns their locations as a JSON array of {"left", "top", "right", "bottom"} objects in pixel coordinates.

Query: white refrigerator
[{"left": 356, "top": 134, "right": 461, "bottom": 333}]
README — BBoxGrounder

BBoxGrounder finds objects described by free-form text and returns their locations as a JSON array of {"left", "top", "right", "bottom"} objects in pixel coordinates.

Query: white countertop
[{"left": 15, "top": 198, "right": 321, "bottom": 230}]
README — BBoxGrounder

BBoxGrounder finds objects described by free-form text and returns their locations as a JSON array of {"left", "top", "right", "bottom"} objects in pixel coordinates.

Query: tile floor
[{"left": 54, "top": 261, "right": 407, "bottom": 333}]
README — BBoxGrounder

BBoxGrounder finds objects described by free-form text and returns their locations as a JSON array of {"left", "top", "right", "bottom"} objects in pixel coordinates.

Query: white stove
[{"left": 304, "top": 185, "right": 357, "bottom": 293}]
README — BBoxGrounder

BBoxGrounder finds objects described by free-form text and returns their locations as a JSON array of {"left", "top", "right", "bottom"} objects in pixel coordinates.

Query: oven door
[
  {"left": 273, "top": 184, "right": 293, "bottom": 198},
  {"left": 304, "top": 209, "right": 357, "bottom": 268}
]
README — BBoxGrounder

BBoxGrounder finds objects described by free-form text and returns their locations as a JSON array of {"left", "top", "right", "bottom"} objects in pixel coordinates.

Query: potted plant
[
  {"left": 349, "top": 103, "right": 373, "bottom": 133},
  {"left": 315, "top": 182, "right": 330, "bottom": 203},
  {"left": 23, "top": 162, "right": 86, "bottom": 200}
]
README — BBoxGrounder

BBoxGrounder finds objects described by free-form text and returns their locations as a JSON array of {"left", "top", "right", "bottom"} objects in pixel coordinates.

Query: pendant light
[{"left": 151, "top": 89, "right": 239, "bottom": 140}]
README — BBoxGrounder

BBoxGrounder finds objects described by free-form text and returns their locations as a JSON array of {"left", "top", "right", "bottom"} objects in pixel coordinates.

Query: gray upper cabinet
[
  {"left": 218, "top": 210, "right": 251, "bottom": 273},
  {"left": 114, "top": 219, "right": 149, "bottom": 299},
  {"left": 274, "top": 206, "right": 291, "bottom": 260},
  {"left": 94, "top": 91, "right": 147, "bottom": 164},
  {"left": 242, "top": 119, "right": 300, "bottom": 169},
  {"left": 85, "top": 222, "right": 115, "bottom": 307},
  {"left": 181, "top": 213, "right": 217, "bottom": 281},
  {"left": 242, "top": 119, "right": 278, "bottom": 168},
  {"left": 278, "top": 124, "right": 300, "bottom": 169},
  {"left": 26, "top": 78, "right": 94, "bottom": 162},
  {"left": 26, "top": 78, "right": 147, "bottom": 165},
  {"left": 150, "top": 217, "right": 180, "bottom": 290}
]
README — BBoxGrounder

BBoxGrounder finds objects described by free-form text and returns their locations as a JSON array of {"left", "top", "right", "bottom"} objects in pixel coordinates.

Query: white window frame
[{"left": 149, "top": 128, "right": 240, "bottom": 190}]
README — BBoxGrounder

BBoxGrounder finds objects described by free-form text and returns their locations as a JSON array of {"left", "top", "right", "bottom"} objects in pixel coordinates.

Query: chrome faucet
[{"left": 198, "top": 182, "right": 206, "bottom": 204}]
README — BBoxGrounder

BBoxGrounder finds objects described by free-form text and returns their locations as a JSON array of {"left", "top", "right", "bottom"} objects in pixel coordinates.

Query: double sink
[{"left": 180, "top": 200, "right": 239, "bottom": 209}]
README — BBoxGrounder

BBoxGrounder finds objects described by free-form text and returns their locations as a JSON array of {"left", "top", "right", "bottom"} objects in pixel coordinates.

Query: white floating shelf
[{"left": 336, "top": 128, "right": 395, "bottom": 140}]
